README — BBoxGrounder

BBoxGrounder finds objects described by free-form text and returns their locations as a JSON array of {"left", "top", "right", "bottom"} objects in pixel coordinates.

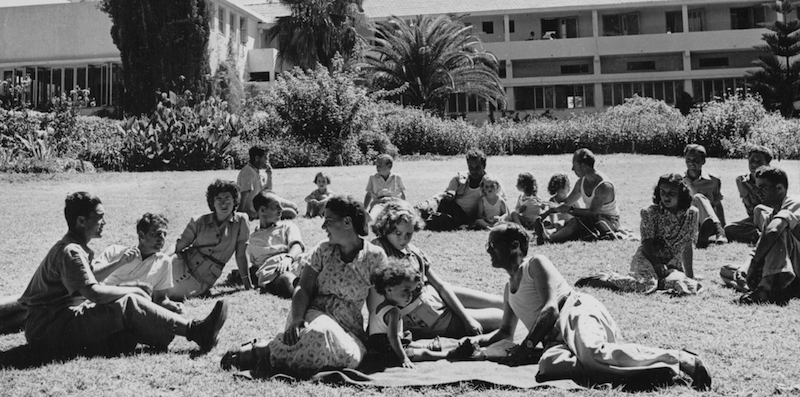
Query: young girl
[
  {"left": 364, "top": 154, "right": 406, "bottom": 223},
  {"left": 506, "top": 172, "right": 544, "bottom": 229},
  {"left": 544, "top": 173, "right": 572, "bottom": 230},
  {"left": 473, "top": 174, "right": 508, "bottom": 230},
  {"left": 575, "top": 173, "right": 702, "bottom": 294},
  {"left": 304, "top": 172, "right": 333, "bottom": 218},
  {"left": 369, "top": 263, "right": 476, "bottom": 368},
  {"left": 370, "top": 200, "right": 503, "bottom": 341}
]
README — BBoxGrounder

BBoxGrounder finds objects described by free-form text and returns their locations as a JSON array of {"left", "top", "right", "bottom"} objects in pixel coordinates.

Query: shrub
[{"left": 685, "top": 95, "right": 767, "bottom": 157}]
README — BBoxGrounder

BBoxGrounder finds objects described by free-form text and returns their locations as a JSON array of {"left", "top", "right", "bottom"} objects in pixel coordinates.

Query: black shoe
[
  {"left": 188, "top": 300, "right": 229, "bottom": 353},
  {"left": 696, "top": 219, "right": 716, "bottom": 249},
  {"left": 446, "top": 339, "right": 478, "bottom": 361},
  {"left": 533, "top": 218, "right": 547, "bottom": 245}
]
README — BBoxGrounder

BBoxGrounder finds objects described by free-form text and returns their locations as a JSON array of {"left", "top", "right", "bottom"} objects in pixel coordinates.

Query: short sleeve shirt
[
  {"left": 305, "top": 189, "right": 333, "bottom": 202},
  {"left": 19, "top": 234, "right": 97, "bottom": 309},
  {"left": 247, "top": 221, "right": 304, "bottom": 267},
  {"left": 366, "top": 174, "right": 405, "bottom": 200},
  {"left": 98, "top": 245, "right": 174, "bottom": 291},
  {"left": 683, "top": 171, "right": 723, "bottom": 205},
  {"left": 237, "top": 163, "right": 270, "bottom": 216},
  {"left": 177, "top": 212, "right": 250, "bottom": 265},
  {"left": 735, "top": 174, "right": 760, "bottom": 217}
]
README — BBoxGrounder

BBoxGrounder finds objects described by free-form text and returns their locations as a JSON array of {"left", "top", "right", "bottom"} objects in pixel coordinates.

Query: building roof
[
  {"left": 243, "top": 0, "right": 751, "bottom": 23},
  {"left": 0, "top": 0, "right": 69, "bottom": 8}
]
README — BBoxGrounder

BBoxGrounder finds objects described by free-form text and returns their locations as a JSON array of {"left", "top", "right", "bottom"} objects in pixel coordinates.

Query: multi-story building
[{"left": 0, "top": 0, "right": 790, "bottom": 119}]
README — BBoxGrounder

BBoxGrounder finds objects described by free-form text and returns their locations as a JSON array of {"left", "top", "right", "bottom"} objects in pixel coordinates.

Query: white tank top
[
  {"left": 369, "top": 303, "right": 403, "bottom": 337},
  {"left": 580, "top": 175, "right": 620, "bottom": 217},
  {"left": 507, "top": 259, "right": 574, "bottom": 330},
  {"left": 481, "top": 196, "right": 503, "bottom": 219},
  {"left": 456, "top": 184, "right": 483, "bottom": 217}
]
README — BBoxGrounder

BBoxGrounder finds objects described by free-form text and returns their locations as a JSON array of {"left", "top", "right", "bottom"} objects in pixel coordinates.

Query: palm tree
[
  {"left": 266, "top": 0, "right": 367, "bottom": 70},
  {"left": 746, "top": 0, "right": 800, "bottom": 117},
  {"left": 359, "top": 15, "right": 506, "bottom": 115}
]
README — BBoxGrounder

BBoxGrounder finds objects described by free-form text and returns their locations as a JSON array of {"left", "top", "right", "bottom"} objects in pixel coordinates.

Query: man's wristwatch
[{"left": 524, "top": 339, "right": 535, "bottom": 349}]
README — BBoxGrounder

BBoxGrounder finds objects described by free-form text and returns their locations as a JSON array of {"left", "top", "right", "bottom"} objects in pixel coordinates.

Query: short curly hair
[
  {"left": 684, "top": 144, "right": 707, "bottom": 160},
  {"left": 652, "top": 173, "right": 692, "bottom": 211},
  {"left": 491, "top": 223, "right": 531, "bottom": 256},
  {"left": 205, "top": 179, "right": 240, "bottom": 212},
  {"left": 325, "top": 195, "right": 369, "bottom": 236},
  {"left": 466, "top": 148, "right": 487, "bottom": 167},
  {"left": 372, "top": 199, "right": 424, "bottom": 238},
  {"left": 517, "top": 172, "right": 537, "bottom": 196},
  {"left": 371, "top": 260, "right": 422, "bottom": 295},
  {"left": 136, "top": 213, "right": 169, "bottom": 235},
  {"left": 547, "top": 173, "right": 570, "bottom": 195}
]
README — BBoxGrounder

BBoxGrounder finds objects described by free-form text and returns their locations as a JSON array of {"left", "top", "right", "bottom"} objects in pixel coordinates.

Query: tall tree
[
  {"left": 266, "top": 0, "right": 366, "bottom": 70},
  {"left": 746, "top": 0, "right": 800, "bottom": 117},
  {"left": 101, "top": 0, "right": 211, "bottom": 116},
  {"left": 359, "top": 15, "right": 506, "bottom": 115}
]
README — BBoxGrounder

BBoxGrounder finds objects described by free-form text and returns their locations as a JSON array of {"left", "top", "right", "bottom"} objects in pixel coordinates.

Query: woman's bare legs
[{"left": 452, "top": 286, "right": 504, "bottom": 309}]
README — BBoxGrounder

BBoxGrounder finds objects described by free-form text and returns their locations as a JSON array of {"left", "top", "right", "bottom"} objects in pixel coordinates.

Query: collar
[
  {"left": 63, "top": 232, "right": 94, "bottom": 256},
  {"left": 202, "top": 212, "right": 238, "bottom": 225},
  {"left": 684, "top": 170, "right": 711, "bottom": 182}
]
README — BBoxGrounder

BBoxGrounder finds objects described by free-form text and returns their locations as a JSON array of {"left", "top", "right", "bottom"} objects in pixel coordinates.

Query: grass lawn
[{"left": 1, "top": 153, "right": 799, "bottom": 396}]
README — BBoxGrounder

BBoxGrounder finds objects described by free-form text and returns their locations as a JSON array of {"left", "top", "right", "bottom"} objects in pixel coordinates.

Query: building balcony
[
  {"left": 247, "top": 48, "right": 278, "bottom": 73},
  {"left": 481, "top": 28, "right": 769, "bottom": 60}
]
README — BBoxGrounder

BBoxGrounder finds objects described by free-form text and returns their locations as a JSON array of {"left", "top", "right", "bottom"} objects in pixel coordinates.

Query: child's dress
[
  {"left": 480, "top": 196, "right": 505, "bottom": 224},
  {"left": 305, "top": 189, "right": 333, "bottom": 217},
  {"left": 247, "top": 220, "right": 305, "bottom": 288},
  {"left": 597, "top": 204, "right": 700, "bottom": 293}
]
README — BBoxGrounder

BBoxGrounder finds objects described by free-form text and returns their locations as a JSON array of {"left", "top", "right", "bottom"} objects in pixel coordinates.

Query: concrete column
[
  {"left": 594, "top": 82, "right": 603, "bottom": 108},
  {"left": 506, "top": 85, "right": 515, "bottom": 111},
  {"left": 592, "top": 10, "right": 599, "bottom": 37},
  {"left": 504, "top": 14, "right": 511, "bottom": 42},
  {"left": 682, "top": 5, "right": 689, "bottom": 32}
]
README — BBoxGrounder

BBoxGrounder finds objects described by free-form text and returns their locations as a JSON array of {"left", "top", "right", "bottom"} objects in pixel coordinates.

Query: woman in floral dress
[
  {"left": 222, "top": 195, "right": 387, "bottom": 377},
  {"left": 576, "top": 173, "right": 702, "bottom": 294}
]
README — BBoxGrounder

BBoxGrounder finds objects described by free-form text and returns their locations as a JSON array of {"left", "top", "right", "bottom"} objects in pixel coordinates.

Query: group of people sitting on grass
[{"left": 4, "top": 141, "right": 799, "bottom": 391}]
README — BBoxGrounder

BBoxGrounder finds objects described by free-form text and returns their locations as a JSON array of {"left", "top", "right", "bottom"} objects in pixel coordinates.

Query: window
[
  {"left": 514, "top": 85, "right": 593, "bottom": 110},
  {"left": 688, "top": 9, "right": 704, "bottom": 32},
  {"left": 730, "top": 6, "right": 766, "bottom": 29},
  {"left": 666, "top": 11, "right": 683, "bottom": 33},
  {"left": 602, "top": 81, "right": 682, "bottom": 106},
  {"left": 508, "top": 20, "right": 515, "bottom": 33},
  {"left": 218, "top": 7, "right": 225, "bottom": 34},
  {"left": 541, "top": 17, "right": 578, "bottom": 39},
  {"left": 447, "top": 93, "right": 486, "bottom": 113},
  {"left": 627, "top": 61, "right": 656, "bottom": 71},
  {"left": 698, "top": 57, "right": 729, "bottom": 68},
  {"left": 498, "top": 61, "right": 506, "bottom": 79},
  {"left": 250, "top": 72, "right": 270, "bottom": 82},
  {"left": 692, "top": 78, "right": 748, "bottom": 102},
  {"left": 603, "top": 13, "right": 639, "bottom": 36},
  {"left": 482, "top": 21, "right": 494, "bottom": 34},
  {"left": 240, "top": 17, "right": 247, "bottom": 43},
  {"left": 561, "top": 64, "right": 590, "bottom": 74},
  {"left": 230, "top": 13, "right": 236, "bottom": 37}
]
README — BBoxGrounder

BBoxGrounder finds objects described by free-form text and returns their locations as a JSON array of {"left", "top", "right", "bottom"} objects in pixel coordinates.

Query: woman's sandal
[
  {"left": 221, "top": 339, "right": 266, "bottom": 371},
  {"left": 446, "top": 339, "right": 478, "bottom": 361},
  {"left": 682, "top": 349, "right": 712, "bottom": 391}
]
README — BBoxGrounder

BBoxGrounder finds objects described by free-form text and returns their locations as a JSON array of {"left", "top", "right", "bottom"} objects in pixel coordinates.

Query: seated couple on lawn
[{"left": 220, "top": 197, "right": 504, "bottom": 377}]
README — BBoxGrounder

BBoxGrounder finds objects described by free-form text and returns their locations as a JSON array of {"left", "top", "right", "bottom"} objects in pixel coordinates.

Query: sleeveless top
[
  {"left": 507, "top": 258, "right": 574, "bottom": 330},
  {"left": 580, "top": 175, "right": 620, "bottom": 217},
  {"left": 369, "top": 303, "right": 403, "bottom": 337},
  {"left": 481, "top": 196, "right": 503, "bottom": 219}
]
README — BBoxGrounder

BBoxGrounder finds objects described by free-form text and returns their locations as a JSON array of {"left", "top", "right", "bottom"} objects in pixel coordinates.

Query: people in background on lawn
[
  {"left": 505, "top": 172, "right": 544, "bottom": 230},
  {"left": 369, "top": 200, "right": 504, "bottom": 340},
  {"left": 725, "top": 146, "right": 773, "bottom": 244},
  {"left": 304, "top": 171, "right": 333, "bottom": 218},
  {"left": 682, "top": 144, "right": 728, "bottom": 248},
  {"left": 720, "top": 166, "right": 800, "bottom": 305},
  {"left": 535, "top": 148, "right": 621, "bottom": 244},
  {"left": 575, "top": 173, "right": 702, "bottom": 295},
  {"left": 416, "top": 149, "right": 504, "bottom": 231},
  {"left": 222, "top": 195, "right": 388, "bottom": 377},
  {"left": 237, "top": 145, "right": 298, "bottom": 220},
  {"left": 473, "top": 174, "right": 509, "bottom": 230},
  {"left": 247, "top": 191, "right": 304, "bottom": 299},
  {"left": 18, "top": 192, "right": 229, "bottom": 358},
  {"left": 93, "top": 212, "right": 183, "bottom": 313},
  {"left": 367, "top": 262, "right": 477, "bottom": 368},
  {"left": 542, "top": 173, "right": 573, "bottom": 233},
  {"left": 364, "top": 153, "right": 406, "bottom": 224},
  {"left": 167, "top": 179, "right": 252, "bottom": 299},
  {"left": 476, "top": 223, "right": 712, "bottom": 390}
]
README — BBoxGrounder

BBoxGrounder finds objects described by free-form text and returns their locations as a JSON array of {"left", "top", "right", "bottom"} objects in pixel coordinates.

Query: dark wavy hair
[
  {"left": 547, "top": 173, "right": 570, "bottom": 195},
  {"left": 371, "top": 260, "right": 422, "bottom": 295},
  {"left": 65, "top": 191, "right": 102, "bottom": 230},
  {"left": 252, "top": 191, "right": 280, "bottom": 213},
  {"left": 755, "top": 166, "right": 788, "bottom": 189},
  {"left": 491, "top": 223, "right": 531, "bottom": 256},
  {"left": 517, "top": 173, "right": 537, "bottom": 196},
  {"left": 574, "top": 148, "right": 595, "bottom": 168},
  {"left": 136, "top": 213, "right": 169, "bottom": 235},
  {"left": 313, "top": 171, "right": 331, "bottom": 184},
  {"left": 205, "top": 179, "right": 240, "bottom": 212},
  {"left": 326, "top": 195, "right": 369, "bottom": 236},
  {"left": 652, "top": 173, "right": 692, "bottom": 210},
  {"left": 466, "top": 148, "right": 487, "bottom": 167}
]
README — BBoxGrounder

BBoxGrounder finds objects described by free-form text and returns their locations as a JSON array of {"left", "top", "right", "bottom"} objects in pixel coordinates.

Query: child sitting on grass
[
  {"left": 505, "top": 172, "right": 543, "bottom": 229},
  {"left": 369, "top": 262, "right": 477, "bottom": 368},
  {"left": 543, "top": 173, "right": 573, "bottom": 231},
  {"left": 365, "top": 154, "right": 406, "bottom": 223},
  {"left": 575, "top": 173, "right": 702, "bottom": 295},
  {"left": 473, "top": 174, "right": 509, "bottom": 230},
  {"left": 248, "top": 191, "right": 304, "bottom": 298},
  {"left": 304, "top": 172, "right": 333, "bottom": 218}
]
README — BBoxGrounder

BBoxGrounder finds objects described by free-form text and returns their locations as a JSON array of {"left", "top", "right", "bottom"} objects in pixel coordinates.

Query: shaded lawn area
[{"left": 1, "top": 154, "right": 799, "bottom": 396}]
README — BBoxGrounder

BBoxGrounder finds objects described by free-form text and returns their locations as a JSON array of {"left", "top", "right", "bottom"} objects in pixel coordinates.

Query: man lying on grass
[
  {"left": 18, "top": 192, "right": 229, "bottom": 358},
  {"left": 476, "top": 223, "right": 711, "bottom": 390}
]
